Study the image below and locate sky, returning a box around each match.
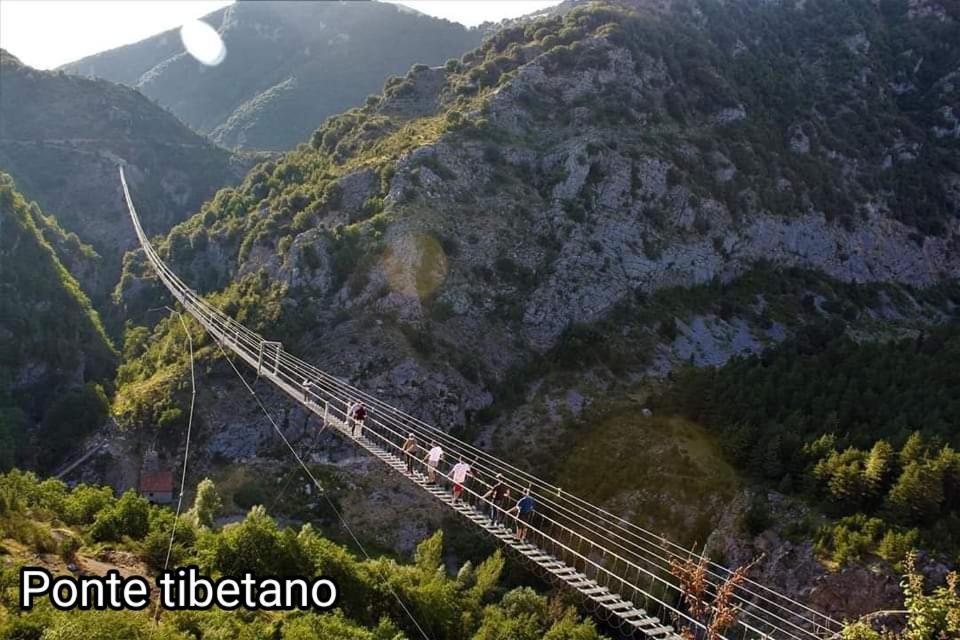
[0,0,563,70]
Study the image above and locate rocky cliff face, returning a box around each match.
[112,0,960,616]
[61,1,484,151]
[124,0,959,395]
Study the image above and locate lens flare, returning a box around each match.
[180,19,226,66]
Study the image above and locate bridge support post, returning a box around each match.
[323,401,329,427]
[258,341,282,376]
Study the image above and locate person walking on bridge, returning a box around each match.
[508,487,535,542]
[346,400,360,433]
[424,441,443,483]
[402,433,418,474]
[483,474,510,525]
[350,402,367,439]
[450,458,472,503]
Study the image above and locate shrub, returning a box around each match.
[233,480,267,510]
[190,478,222,529]
[90,490,150,542]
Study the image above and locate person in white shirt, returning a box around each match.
[423,441,443,483]
[450,458,472,503]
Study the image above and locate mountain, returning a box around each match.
[61,1,484,151]
[0,174,116,471]
[0,49,248,301]
[105,0,960,617]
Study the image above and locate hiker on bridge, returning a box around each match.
[450,458,472,504]
[482,473,510,525]
[347,400,367,439]
[424,441,443,483]
[508,487,535,541]
[402,433,418,474]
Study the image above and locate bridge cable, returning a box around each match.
[212,338,433,640]
[154,309,197,625]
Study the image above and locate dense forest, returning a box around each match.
[658,323,960,564]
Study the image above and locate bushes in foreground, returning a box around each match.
[0,471,603,640]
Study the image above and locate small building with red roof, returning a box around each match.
[140,470,174,504]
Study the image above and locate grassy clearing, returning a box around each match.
[553,409,741,546]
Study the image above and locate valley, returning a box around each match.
[1,0,959,638]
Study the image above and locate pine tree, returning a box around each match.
[863,440,893,497]
[899,432,926,467]
[886,462,944,523]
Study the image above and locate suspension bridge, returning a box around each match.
[121,167,847,640]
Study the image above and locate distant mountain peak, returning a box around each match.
[0,48,24,67]
[60,2,484,151]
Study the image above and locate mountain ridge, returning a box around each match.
[60,1,485,150]
[98,0,960,613]
[0,48,251,301]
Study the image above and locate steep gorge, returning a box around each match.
[99,0,960,619]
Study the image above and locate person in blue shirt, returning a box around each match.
[508,488,535,541]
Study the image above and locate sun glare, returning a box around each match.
[179,19,226,66]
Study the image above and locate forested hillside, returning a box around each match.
[101,0,960,615]
[0,175,116,472]
[2,471,958,639]
[660,323,960,563]
[62,1,484,151]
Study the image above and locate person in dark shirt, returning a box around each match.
[508,487,535,541]
[402,434,418,474]
[351,402,367,438]
[482,474,510,525]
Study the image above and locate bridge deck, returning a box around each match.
[277,374,678,639]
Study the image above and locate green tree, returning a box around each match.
[863,440,894,497]
[214,505,305,576]
[899,432,926,467]
[886,463,944,524]
[901,552,960,640]
[472,587,551,640]
[63,484,114,524]
[189,478,222,528]
[90,490,150,542]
